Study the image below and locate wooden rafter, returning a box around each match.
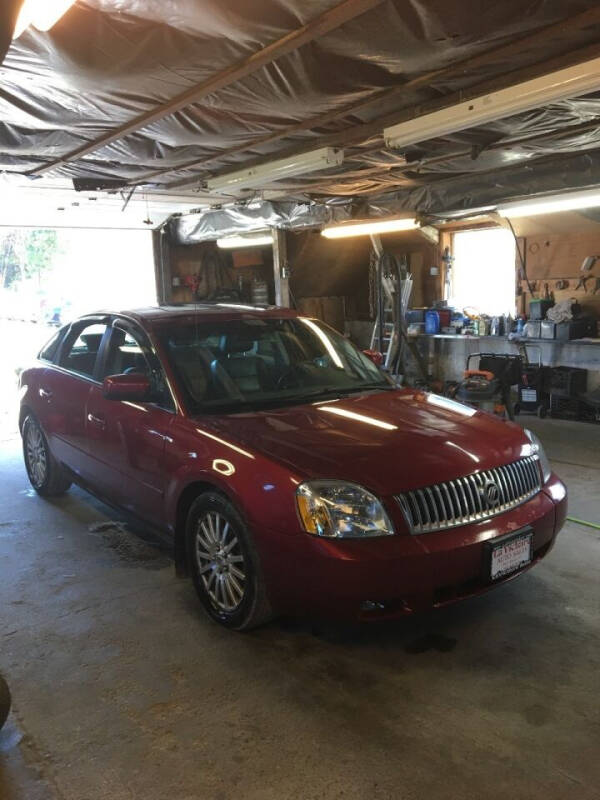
[135,6,600,185]
[26,0,386,178]
[160,40,600,194]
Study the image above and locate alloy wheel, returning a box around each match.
[195,512,246,612]
[26,424,47,488]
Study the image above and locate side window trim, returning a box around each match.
[93,324,113,383]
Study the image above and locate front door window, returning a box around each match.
[103,326,173,410]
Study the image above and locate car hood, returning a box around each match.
[197,389,533,495]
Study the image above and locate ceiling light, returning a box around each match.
[216,232,273,249]
[321,218,419,239]
[13,0,76,39]
[384,56,600,149]
[207,147,343,193]
[498,188,600,218]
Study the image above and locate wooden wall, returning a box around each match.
[287,228,440,327]
[161,229,442,329]
[166,240,274,305]
[520,231,600,318]
[439,214,600,323]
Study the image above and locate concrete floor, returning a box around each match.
[0,417,599,800]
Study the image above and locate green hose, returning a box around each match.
[567,516,600,531]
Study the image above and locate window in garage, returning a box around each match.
[450,228,516,316]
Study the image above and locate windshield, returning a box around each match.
[159,316,391,413]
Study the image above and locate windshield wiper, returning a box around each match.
[336,382,395,394]
[193,383,394,415]
[253,383,393,406]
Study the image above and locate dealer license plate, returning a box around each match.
[489,531,533,581]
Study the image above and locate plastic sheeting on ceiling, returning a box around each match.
[3,0,600,229]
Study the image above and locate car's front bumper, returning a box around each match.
[259,474,567,621]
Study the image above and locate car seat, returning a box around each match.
[212,338,274,394]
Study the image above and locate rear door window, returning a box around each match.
[59,322,109,379]
[38,327,67,363]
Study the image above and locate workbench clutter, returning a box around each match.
[406,306,456,336]
[518,248,600,341]
[407,305,516,337]
[523,298,597,341]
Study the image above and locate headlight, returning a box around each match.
[296,480,394,538]
[525,429,551,484]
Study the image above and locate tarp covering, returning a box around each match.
[169,200,344,244]
[3,0,600,228]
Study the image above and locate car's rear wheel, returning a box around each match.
[22,415,71,497]
[186,492,272,630]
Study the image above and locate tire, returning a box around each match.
[22,415,71,497]
[186,492,272,631]
[513,403,521,416]
[537,405,547,419]
[0,674,10,730]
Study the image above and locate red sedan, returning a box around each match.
[19,306,567,629]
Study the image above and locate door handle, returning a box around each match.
[87,413,106,429]
[39,387,53,399]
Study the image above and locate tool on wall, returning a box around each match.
[580,255,598,273]
[575,255,599,292]
[555,279,569,290]
[181,245,236,300]
[441,245,454,301]
[543,282,554,302]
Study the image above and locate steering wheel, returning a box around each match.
[276,365,306,390]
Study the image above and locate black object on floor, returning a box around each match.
[0,674,10,730]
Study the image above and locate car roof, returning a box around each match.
[83,304,302,326]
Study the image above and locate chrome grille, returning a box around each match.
[396,456,541,534]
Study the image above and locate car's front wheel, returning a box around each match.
[22,415,71,497]
[186,492,272,630]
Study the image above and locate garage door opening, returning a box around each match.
[0,227,156,438]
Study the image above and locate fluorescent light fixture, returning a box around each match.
[216,233,273,249]
[321,217,418,239]
[384,57,600,149]
[498,188,600,218]
[207,147,343,193]
[13,0,76,39]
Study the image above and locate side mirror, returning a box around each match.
[102,373,151,401]
[362,349,384,366]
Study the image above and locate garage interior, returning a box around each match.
[1,2,600,799]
